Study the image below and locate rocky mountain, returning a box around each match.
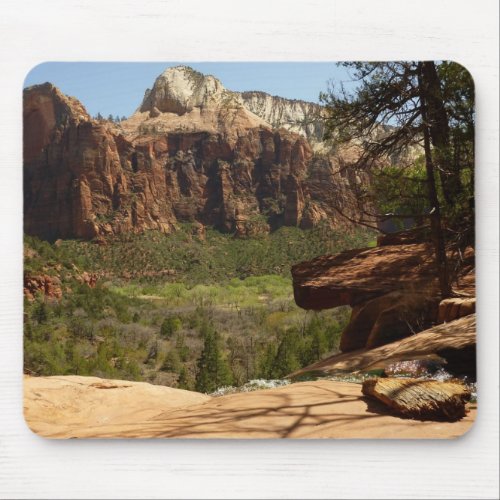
[126,66,325,143]
[24,66,370,241]
[240,91,325,146]
[122,66,269,138]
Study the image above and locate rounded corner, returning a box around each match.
[23,389,55,440]
[23,61,54,90]
[452,404,478,440]
[439,59,476,91]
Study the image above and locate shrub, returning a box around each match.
[161,349,181,372]
[177,366,194,390]
[160,316,182,338]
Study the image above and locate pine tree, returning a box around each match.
[161,349,181,372]
[174,333,190,361]
[33,300,48,324]
[195,326,233,393]
[177,365,193,390]
[257,343,276,379]
[320,61,474,299]
[271,330,301,378]
[306,316,328,363]
[160,316,181,338]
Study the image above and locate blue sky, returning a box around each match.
[24,62,354,118]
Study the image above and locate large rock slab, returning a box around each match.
[24,375,211,438]
[362,378,471,421]
[292,243,440,310]
[291,240,475,351]
[24,376,475,439]
[290,314,476,378]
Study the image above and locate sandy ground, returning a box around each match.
[24,375,475,439]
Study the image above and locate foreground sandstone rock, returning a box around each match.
[24,375,474,439]
[291,238,475,352]
[362,378,471,421]
[24,375,211,438]
[290,314,476,378]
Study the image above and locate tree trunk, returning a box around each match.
[418,63,451,299]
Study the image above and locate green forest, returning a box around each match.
[24,225,373,392]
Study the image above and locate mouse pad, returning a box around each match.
[23,62,476,438]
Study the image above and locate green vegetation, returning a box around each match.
[195,324,233,393]
[371,158,429,230]
[24,223,374,285]
[160,316,182,338]
[24,224,371,392]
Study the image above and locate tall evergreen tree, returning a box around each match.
[177,365,193,390]
[195,324,233,393]
[257,343,276,379]
[320,61,474,298]
[161,348,181,372]
[307,316,328,363]
[271,330,301,378]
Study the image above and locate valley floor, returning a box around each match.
[24,375,475,439]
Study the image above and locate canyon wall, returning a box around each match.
[24,66,369,241]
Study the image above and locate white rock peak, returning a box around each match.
[140,65,238,116]
[130,65,328,143]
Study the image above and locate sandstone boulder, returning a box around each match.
[24,273,62,301]
[339,291,438,352]
[292,236,475,352]
[291,243,441,311]
[290,314,476,378]
[365,293,438,349]
[438,297,476,323]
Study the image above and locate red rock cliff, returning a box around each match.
[24,68,369,241]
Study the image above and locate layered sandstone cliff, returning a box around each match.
[24,66,370,241]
